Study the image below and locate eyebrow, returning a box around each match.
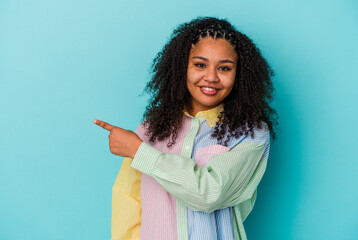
[192,56,235,64]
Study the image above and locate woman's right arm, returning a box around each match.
[130,129,270,213]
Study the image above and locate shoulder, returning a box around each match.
[223,121,270,149]
[134,122,150,141]
[229,122,270,158]
[235,121,270,146]
[247,121,270,145]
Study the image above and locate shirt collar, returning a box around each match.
[183,104,224,128]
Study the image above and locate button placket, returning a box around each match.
[176,117,201,240]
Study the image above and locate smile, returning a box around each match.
[200,87,218,95]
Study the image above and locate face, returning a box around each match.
[186,37,238,116]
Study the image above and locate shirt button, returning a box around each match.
[185,146,190,150]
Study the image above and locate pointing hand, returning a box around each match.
[94,119,143,159]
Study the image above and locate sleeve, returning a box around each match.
[130,130,270,213]
[111,157,142,240]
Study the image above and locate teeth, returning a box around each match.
[202,87,216,91]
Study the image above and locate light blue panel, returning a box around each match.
[0,0,357,239]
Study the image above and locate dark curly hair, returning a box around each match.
[142,16,278,147]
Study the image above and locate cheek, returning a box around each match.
[187,68,202,83]
[186,79,195,95]
[221,78,236,97]
[223,76,236,89]
[186,81,196,97]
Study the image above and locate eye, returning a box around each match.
[219,66,231,71]
[194,63,206,68]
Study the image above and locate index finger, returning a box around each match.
[94,119,115,131]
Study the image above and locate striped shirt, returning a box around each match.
[111,104,270,240]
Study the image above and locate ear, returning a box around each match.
[190,43,197,51]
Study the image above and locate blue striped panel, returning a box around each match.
[187,118,269,240]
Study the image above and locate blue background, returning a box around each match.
[1,0,357,239]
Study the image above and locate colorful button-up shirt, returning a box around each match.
[111,104,270,240]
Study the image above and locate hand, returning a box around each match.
[94,119,143,159]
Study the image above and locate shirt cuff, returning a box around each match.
[130,142,162,175]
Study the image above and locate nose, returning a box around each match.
[204,67,219,83]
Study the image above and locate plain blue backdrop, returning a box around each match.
[1,0,357,239]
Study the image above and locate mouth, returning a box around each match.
[200,87,218,95]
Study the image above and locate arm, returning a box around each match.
[111,157,142,240]
[130,132,270,213]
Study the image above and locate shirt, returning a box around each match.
[111,104,270,240]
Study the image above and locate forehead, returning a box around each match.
[189,37,238,60]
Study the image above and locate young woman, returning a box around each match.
[94,16,277,240]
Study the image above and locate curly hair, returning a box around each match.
[142,16,278,147]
